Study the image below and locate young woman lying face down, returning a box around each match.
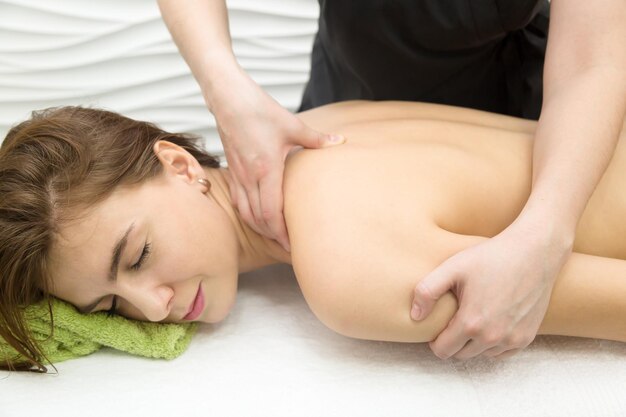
[1,100,626,372]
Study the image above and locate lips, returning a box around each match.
[183,283,205,321]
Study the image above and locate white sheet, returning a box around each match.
[1,263,625,417]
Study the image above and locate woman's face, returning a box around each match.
[48,144,239,323]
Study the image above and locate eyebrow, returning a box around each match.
[78,221,135,314]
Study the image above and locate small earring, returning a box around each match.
[197,178,211,194]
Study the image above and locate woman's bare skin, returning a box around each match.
[282,100,626,344]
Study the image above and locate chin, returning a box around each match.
[201,298,236,324]
[199,310,229,324]
[197,281,237,323]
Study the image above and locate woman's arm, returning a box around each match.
[305,224,626,344]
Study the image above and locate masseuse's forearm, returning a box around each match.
[157,0,245,112]
[517,68,626,246]
[515,0,626,246]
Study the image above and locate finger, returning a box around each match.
[428,315,471,360]
[234,181,264,236]
[495,349,521,360]
[234,163,269,237]
[258,168,291,252]
[245,180,269,236]
[295,124,345,149]
[452,339,492,361]
[481,345,510,358]
[412,262,459,320]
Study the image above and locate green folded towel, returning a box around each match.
[0,297,198,366]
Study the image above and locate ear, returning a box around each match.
[152,140,204,185]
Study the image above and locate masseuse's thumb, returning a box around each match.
[296,124,346,149]
[411,264,457,321]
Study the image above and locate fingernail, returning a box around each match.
[329,134,345,143]
[411,303,422,320]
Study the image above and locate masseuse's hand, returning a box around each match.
[213,74,346,252]
[410,219,571,360]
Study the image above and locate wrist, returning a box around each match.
[198,53,247,113]
[511,209,576,257]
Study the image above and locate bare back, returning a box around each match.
[286,100,626,261]
[280,101,626,340]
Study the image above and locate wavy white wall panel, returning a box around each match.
[0,0,319,162]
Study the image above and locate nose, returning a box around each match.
[118,281,174,322]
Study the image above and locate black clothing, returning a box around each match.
[298,0,550,120]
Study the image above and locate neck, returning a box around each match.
[203,167,292,273]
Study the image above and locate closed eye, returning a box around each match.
[131,242,151,271]
[106,241,151,317]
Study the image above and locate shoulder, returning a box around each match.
[295,100,536,135]
[282,144,392,330]
[282,145,455,339]
[286,198,488,342]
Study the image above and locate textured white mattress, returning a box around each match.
[1,263,625,417]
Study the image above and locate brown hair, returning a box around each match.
[0,106,221,373]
